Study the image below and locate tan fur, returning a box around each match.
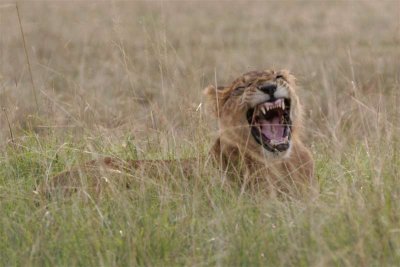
[41,70,314,197]
[204,70,314,195]
[39,157,197,198]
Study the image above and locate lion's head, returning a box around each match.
[204,70,302,160]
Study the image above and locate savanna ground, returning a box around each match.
[1,1,400,266]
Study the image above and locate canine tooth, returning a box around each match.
[261,106,266,114]
[282,101,285,110]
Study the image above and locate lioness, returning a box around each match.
[41,70,314,196]
[204,70,314,195]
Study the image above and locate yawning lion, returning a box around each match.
[41,70,314,197]
[204,70,314,194]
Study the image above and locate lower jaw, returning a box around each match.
[251,127,291,153]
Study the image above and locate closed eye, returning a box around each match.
[276,75,287,81]
[231,86,246,96]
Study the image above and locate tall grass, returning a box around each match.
[1,1,399,266]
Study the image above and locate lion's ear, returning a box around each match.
[203,85,229,117]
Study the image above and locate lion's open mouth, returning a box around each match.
[246,98,291,152]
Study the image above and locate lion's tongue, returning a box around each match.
[260,117,284,140]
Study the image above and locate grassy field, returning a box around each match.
[1,1,400,266]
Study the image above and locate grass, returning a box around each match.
[1,1,400,266]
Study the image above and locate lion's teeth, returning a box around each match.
[261,99,288,112]
[261,106,266,114]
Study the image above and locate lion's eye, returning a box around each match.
[231,86,246,96]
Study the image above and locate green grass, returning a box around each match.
[1,132,400,266]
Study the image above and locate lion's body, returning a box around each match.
[42,70,314,197]
[41,157,198,197]
[211,136,313,194]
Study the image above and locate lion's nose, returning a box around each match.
[259,84,277,96]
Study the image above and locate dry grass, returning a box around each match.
[1,1,400,266]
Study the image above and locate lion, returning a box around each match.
[39,69,314,197]
[204,69,314,195]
